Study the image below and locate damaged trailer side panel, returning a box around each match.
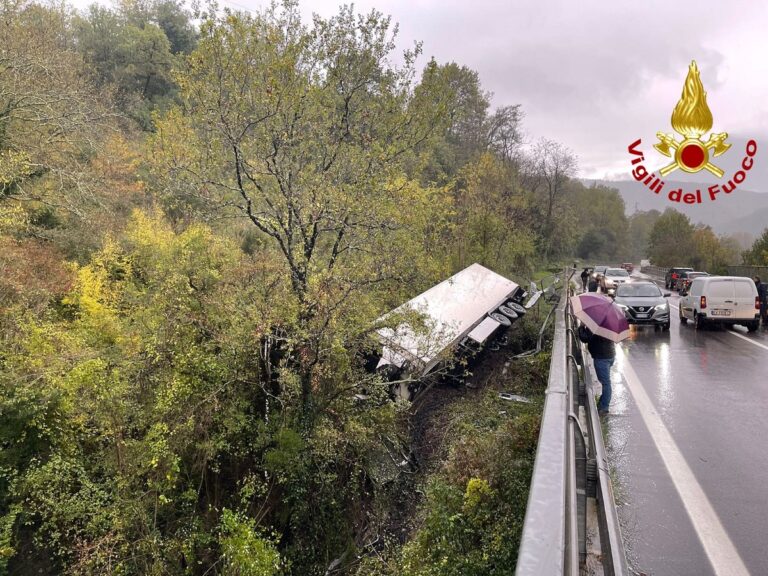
[376,263,524,397]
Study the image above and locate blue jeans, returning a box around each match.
[594,357,614,411]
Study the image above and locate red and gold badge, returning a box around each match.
[653,61,730,177]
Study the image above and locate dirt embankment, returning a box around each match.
[381,311,552,544]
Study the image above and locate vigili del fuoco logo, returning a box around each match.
[627,60,757,204]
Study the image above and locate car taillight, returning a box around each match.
[757,296,761,310]
[700,295,707,309]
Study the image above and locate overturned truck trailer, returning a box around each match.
[376,263,528,400]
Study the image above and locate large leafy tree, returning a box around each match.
[0,211,293,574]
[570,182,628,261]
[627,209,662,261]
[151,3,452,416]
[690,225,731,273]
[647,209,696,267]
[419,63,522,184]
[451,153,535,274]
[744,228,768,266]
[74,1,189,128]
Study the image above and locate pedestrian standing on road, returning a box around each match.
[588,273,600,292]
[581,267,590,292]
[755,276,768,328]
[578,324,616,415]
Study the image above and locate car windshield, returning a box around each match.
[616,283,661,297]
[606,268,629,277]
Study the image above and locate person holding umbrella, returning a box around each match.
[579,325,615,415]
[570,293,630,416]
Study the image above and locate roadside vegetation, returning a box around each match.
[355,316,551,576]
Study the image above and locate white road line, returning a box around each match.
[617,347,750,576]
[727,330,768,352]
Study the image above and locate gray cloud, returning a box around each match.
[293,0,766,177]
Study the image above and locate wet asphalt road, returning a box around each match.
[601,274,768,576]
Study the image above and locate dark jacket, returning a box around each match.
[757,281,767,302]
[578,325,615,359]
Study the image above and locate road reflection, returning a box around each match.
[654,342,673,412]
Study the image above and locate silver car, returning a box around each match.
[613,281,671,330]
[592,265,608,279]
[600,267,631,291]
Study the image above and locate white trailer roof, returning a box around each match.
[377,263,519,375]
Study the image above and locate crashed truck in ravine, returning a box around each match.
[372,263,535,400]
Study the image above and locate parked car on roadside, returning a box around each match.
[613,281,671,330]
[677,271,709,294]
[600,268,631,291]
[679,276,760,331]
[621,263,634,273]
[665,266,693,290]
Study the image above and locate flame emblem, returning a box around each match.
[654,61,730,177]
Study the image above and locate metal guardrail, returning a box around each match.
[516,288,573,575]
[640,265,666,279]
[727,265,768,278]
[516,269,628,576]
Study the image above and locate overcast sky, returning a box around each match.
[72,0,768,180]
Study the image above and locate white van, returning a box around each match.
[679,276,760,331]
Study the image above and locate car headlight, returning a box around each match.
[655,303,669,311]
[616,303,628,310]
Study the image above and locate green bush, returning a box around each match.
[358,386,542,576]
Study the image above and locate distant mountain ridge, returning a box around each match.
[582,178,768,237]
[583,135,768,237]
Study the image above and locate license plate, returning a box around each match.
[711,309,731,316]
[636,313,649,319]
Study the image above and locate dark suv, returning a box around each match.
[614,281,671,330]
[677,271,709,294]
[665,267,693,290]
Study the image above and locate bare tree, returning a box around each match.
[527,138,577,256]
[1,2,116,215]
[486,104,522,163]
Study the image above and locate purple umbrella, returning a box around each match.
[569,293,630,343]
